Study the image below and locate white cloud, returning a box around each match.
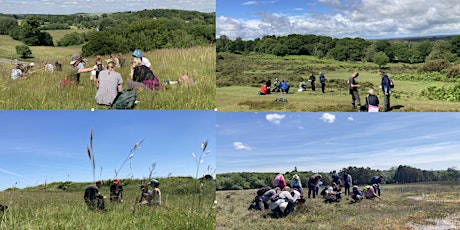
[233,142,252,151]
[320,113,336,123]
[217,0,460,40]
[242,1,258,5]
[266,113,286,124]
[348,115,354,121]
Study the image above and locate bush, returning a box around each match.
[418,59,450,72]
[446,65,460,78]
[15,44,32,58]
[57,32,86,46]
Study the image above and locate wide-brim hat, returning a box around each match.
[70,54,82,65]
[148,179,159,185]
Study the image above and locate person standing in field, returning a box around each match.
[342,171,353,196]
[84,180,106,211]
[348,72,361,110]
[319,72,326,93]
[309,73,316,91]
[380,71,392,112]
[95,61,123,106]
[290,174,303,195]
[274,173,286,190]
[307,174,322,198]
[331,170,340,185]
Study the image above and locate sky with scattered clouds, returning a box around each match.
[216,112,460,174]
[217,0,460,40]
[0,0,215,14]
[0,110,215,191]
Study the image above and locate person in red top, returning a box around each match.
[273,173,286,189]
[259,82,268,95]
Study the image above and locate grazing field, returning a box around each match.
[216,182,460,230]
[216,53,460,112]
[0,177,216,230]
[0,43,216,110]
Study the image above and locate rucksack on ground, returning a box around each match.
[112,88,136,109]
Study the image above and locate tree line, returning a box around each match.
[216,165,459,190]
[0,9,215,57]
[217,34,460,67]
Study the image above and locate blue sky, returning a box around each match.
[216,112,460,174]
[0,110,215,191]
[217,0,460,40]
[0,0,215,14]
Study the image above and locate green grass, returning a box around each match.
[216,182,460,230]
[0,45,216,110]
[216,53,460,112]
[1,177,216,230]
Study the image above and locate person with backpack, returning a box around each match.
[319,72,326,93]
[95,61,123,106]
[110,178,123,203]
[348,72,361,111]
[331,170,340,185]
[380,71,392,112]
[83,180,106,211]
[273,173,286,190]
[290,174,303,195]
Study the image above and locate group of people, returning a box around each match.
[83,178,161,211]
[10,61,63,80]
[64,50,167,107]
[259,72,327,95]
[298,72,327,93]
[248,172,384,217]
[348,71,393,112]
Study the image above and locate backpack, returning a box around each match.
[274,98,288,102]
[112,88,136,109]
[389,78,394,88]
[257,186,270,196]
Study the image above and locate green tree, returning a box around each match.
[16,44,32,58]
[374,51,390,68]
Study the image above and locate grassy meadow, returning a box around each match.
[216,53,460,112]
[0,35,215,110]
[0,177,216,230]
[216,182,460,230]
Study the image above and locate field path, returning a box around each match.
[0,57,30,65]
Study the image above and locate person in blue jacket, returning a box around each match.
[380,71,392,112]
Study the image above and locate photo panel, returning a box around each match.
[216,112,460,228]
[0,110,216,229]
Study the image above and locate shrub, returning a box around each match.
[15,44,32,58]
[418,59,450,72]
[446,65,460,78]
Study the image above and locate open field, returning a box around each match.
[0,177,216,230]
[216,53,460,112]
[0,39,215,109]
[216,182,460,230]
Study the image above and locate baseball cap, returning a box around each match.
[114,178,120,184]
[70,54,82,65]
[132,50,142,58]
[148,179,159,185]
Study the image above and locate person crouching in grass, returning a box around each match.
[84,180,106,211]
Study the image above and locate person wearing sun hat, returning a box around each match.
[110,178,124,203]
[147,179,161,206]
[132,50,152,70]
[69,53,97,85]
